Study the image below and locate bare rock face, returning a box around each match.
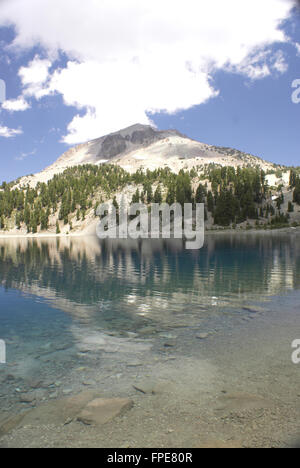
[77,398,133,426]
[101,134,127,159]
[130,128,159,145]
[94,124,177,161]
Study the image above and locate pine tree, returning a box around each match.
[166,185,176,205]
[132,189,140,204]
[290,170,297,188]
[288,201,294,213]
[207,191,214,213]
[154,186,163,204]
[293,179,300,204]
[195,184,206,204]
[146,185,153,204]
[16,213,21,229]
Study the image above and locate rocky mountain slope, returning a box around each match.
[1,123,297,238]
[17,124,279,189]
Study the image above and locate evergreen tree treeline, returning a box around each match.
[0,164,297,231]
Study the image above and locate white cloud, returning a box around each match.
[2,96,30,112]
[47,58,216,144]
[272,50,289,73]
[0,125,23,138]
[230,48,289,79]
[19,56,51,85]
[0,0,293,144]
[19,56,52,99]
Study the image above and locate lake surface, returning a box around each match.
[1,232,300,329]
[0,232,300,447]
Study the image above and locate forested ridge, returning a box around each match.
[1,163,300,233]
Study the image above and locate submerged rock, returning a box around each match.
[18,391,96,427]
[2,391,134,432]
[77,398,133,426]
[196,333,210,340]
[27,379,43,389]
[0,413,27,437]
[19,392,36,404]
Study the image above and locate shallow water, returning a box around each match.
[0,232,300,370]
[0,233,299,447]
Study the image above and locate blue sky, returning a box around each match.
[0,0,300,183]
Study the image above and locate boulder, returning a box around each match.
[77,398,133,426]
[20,391,96,427]
[0,413,27,437]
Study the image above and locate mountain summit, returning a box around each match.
[18,124,277,188]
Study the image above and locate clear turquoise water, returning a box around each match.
[0,233,300,333]
[0,232,300,412]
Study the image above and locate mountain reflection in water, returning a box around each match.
[0,233,299,331]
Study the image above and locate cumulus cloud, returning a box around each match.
[2,96,30,112]
[229,48,289,79]
[47,58,216,144]
[19,56,52,99]
[0,125,23,138]
[272,50,289,73]
[0,0,294,144]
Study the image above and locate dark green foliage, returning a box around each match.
[293,178,300,205]
[195,184,207,204]
[288,201,294,213]
[214,189,240,226]
[0,163,294,231]
[166,185,176,205]
[132,189,140,204]
[113,196,119,211]
[270,213,290,227]
[290,170,297,188]
[276,193,284,210]
[176,170,192,207]
[207,191,214,213]
[145,184,153,204]
[154,185,163,204]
